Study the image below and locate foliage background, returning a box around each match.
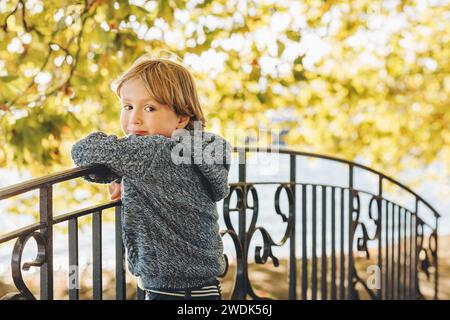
[0,0,448,223]
[0,0,449,301]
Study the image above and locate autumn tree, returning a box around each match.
[0,0,448,217]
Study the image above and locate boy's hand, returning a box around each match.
[108,181,122,201]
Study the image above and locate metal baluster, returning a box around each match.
[321,186,327,300]
[39,185,53,300]
[301,184,308,300]
[413,198,418,300]
[289,154,297,300]
[378,177,383,300]
[93,210,102,300]
[347,165,354,300]
[435,214,439,300]
[391,203,395,299]
[403,209,407,300]
[385,200,389,300]
[115,204,126,300]
[331,187,337,300]
[339,188,345,300]
[68,218,79,300]
[238,148,247,300]
[408,212,414,300]
[312,185,317,300]
[397,206,401,299]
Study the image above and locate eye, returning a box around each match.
[123,105,132,110]
[144,105,155,112]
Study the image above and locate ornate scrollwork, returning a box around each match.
[221,185,246,299]
[219,228,245,300]
[223,178,437,300]
[223,185,245,233]
[9,231,47,300]
[415,220,426,299]
[428,231,438,268]
[221,183,295,300]
[416,220,437,282]
[350,191,380,300]
[251,184,295,266]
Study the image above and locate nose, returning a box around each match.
[129,109,142,125]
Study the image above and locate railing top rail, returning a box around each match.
[0,222,43,244]
[52,200,119,225]
[0,201,120,244]
[0,147,440,218]
[235,147,441,218]
[0,165,107,200]
[229,181,436,229]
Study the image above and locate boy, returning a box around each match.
[71,56,231,300]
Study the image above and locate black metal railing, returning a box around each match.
[0,147,440,300]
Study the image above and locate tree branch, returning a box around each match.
[5,1,100,110]
[1,0,20,32]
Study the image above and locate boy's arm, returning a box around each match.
[71,132,161,181]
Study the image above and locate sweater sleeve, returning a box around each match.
[82,167,122,184]
[71,132,162,182]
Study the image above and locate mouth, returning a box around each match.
[128,130,148,136]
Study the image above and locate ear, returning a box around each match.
[176,115,190,129]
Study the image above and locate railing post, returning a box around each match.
[115,204,126,300]
[301,184,308,300]
[391,204,396,299]
[238,147,247,300]
[435,214,439,300]
[378,176,383,300]
[339,188,345,300]
[385,201,390,299]
[347,165,354,300]
[321,186,327,300]
[331,187,337,300]
[312,185,317,299]
[413,198,418,299]
[92,210,102,300]
[39,185,53,300]
[68,218,79,300]
[409,209,413,300]
[289,154,297,300]
[396,206,403,300]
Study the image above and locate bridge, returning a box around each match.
[0,147,439,300]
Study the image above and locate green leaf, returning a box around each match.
[277,40,285,57]
[0,75,19,82]
[294,70,307,81]
[286,30,301,42]
[294,55,304,66]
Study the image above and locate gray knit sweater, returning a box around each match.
[71,129,231,289]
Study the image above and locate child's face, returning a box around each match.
[119,76,188,137]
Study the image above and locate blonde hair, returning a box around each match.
[113,53,205,130]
